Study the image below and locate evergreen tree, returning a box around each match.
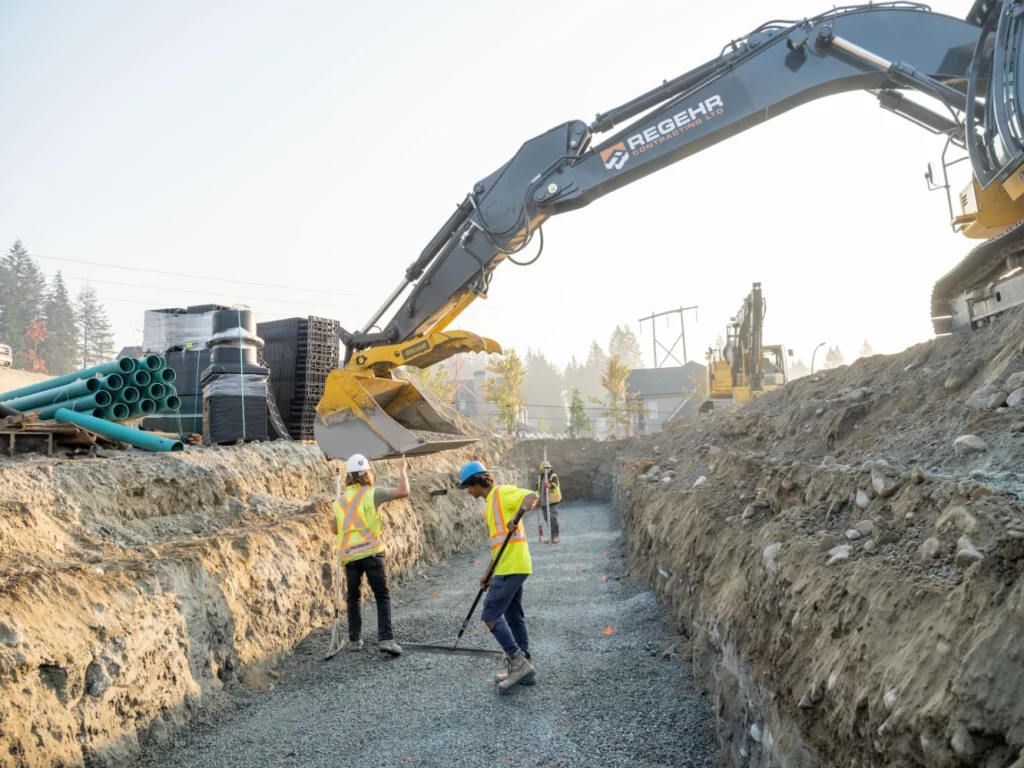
[858,340,874,359]
[583,341,608,402]
[0,240,48,366]
[76,283,115,367]
[567,388,593,438]
[789,358,811,379]
[42,271,79,374]
[483,349,526,434]
[823,346,846,370]
[609,325,645,368]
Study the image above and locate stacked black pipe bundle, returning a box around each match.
[257,316,340,440]
[201,309,269,445]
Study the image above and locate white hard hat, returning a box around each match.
[346,454,370,473]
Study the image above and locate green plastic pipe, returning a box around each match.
[55,408,183,452]
[1,378,100,411]
[157,395,181,413]
[146,383,166,401]
[0,358,136,402]
[98,374,124,392]
[102,403,131,421]
[136,356,163,372]
[35,390,113,420]
[158,368,176,384]
[127,399,157,418]
[119,387,140,404]
[130,370,151,388]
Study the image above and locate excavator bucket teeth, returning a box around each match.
[314,370,476,460]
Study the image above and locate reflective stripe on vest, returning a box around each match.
[537,472,562,504]
[334,486,382,563]
[488,488,526,552]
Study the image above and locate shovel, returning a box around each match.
[324,470,347,660]
[401,502,531,658]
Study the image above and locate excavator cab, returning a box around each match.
[314,329,501,460]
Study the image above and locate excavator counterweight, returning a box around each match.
[315,2,1024,460]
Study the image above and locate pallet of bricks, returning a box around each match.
[257,316,339,440]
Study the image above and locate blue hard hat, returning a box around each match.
[458,460,488,488]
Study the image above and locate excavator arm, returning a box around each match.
[317,2,994,460]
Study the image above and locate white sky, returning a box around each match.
[0,0,975,370]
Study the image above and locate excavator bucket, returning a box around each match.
[315,370,476,460]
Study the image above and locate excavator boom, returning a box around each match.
[317,2,1024,460]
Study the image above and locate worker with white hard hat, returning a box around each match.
[330,452,409,655]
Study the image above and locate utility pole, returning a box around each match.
[638,305,699,368]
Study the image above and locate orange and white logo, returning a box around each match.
[600,142,629,171]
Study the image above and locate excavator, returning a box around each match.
[316,1,1024,460]
[702,283,793,411]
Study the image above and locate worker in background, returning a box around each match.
[458,461,539,691]
[537,459,562,544]
[331,453,409,656]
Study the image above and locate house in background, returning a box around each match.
[626,362,706,435]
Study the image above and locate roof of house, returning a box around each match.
[626,362,706,397]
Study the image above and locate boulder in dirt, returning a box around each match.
[989,392,1009,409]
[920,537,941,560]
[845,387,872,402]
[762,543,782,571]
[826,545,852,566]
[855,490,870,509]
[863,539,877,553]
[871,469,901,498]
[956,547,984,567]
[966,385,999,409]
[855,520,874,536]
[954,435,988,456]
[1008,388,1024,410]
[845,529,862,541]
[0,619,23,649]
[1005,371,1024,392]
[693,476,707,488]
[945,363,980,391]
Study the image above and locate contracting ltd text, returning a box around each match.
[627,95,724,154]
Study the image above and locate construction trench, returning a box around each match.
[4,311,1024,767]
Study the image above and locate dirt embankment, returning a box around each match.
[609,309,1024,767]
[504,438,622,501]
[0,438,509,768]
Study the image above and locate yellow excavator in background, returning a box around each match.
[316,3,1024,460]
[701,283,792,413]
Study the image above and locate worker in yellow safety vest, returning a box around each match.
[458,460,539,691]
[330,453,409,656]
[536,459,562,544]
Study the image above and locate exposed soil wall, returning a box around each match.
[0,441,510,768]
[503,438,622,501]
[609,309,1024,767]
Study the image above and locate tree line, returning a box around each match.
[0,240,115,375]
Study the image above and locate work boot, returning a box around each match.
[346,638,364,652]
[495,651,535,686]
[496,651,536,692]
[378,639,403,656]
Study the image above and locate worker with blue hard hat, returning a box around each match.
[458,459,539,692]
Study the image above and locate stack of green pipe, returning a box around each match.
[0,358,139,423]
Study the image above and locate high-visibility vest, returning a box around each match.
[537,471,562,505]
[485,485,532,576]
[334,484,383,564]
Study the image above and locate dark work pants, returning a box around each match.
[344,554,393,641]
[549,503,560,537]
[481,574,529,657]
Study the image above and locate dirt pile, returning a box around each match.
[612,310,1024,767]
[0,434,507,768]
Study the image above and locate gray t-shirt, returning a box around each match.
[373,487,400,506]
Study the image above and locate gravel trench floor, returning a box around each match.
[138,501,717,768]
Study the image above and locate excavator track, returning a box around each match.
[930,220,1024,334]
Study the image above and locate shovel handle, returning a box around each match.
[454,504,530,644]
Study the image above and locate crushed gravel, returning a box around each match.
[136,502,717,768]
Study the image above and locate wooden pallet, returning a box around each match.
[0,416,107,456]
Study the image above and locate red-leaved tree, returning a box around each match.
[22,316,49,374]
